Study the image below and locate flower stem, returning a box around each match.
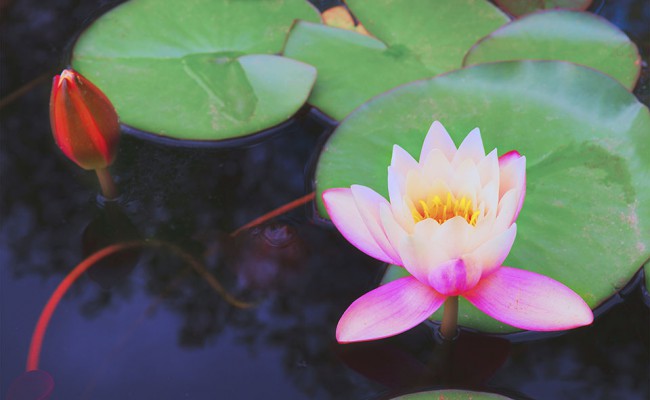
[440,296,459,340]
[95,167,118,199]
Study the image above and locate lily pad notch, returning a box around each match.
[283,0,510,121]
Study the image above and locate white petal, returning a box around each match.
[380,202,408,249]
[464,223,517,277]
[387,167,415,232]
[499,154,526,220]
[477,181,499,222]
[452,128,485,166]
[399,219,449,283]
[476,149,499,187]
[421,148,454,188]
[450,158,481,203]
[390,145,418,175]
[434,216,473,258]
[404,169,431,205]
[492,189,519,234]
[420,121,456,161]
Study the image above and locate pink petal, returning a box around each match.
[499,151,526,220]
[453,128,485,165]
[464,267,593,331]
[428,258,481,296]
[420,121,456,161]
[323,188,396,264]
[336,276,446,343]
[351,185,402,264]
[498,150,521,165]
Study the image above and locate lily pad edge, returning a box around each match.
[462,9,642,91]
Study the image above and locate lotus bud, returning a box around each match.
[49,69,120,198]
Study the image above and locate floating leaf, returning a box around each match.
[315,61,650,333]
[464,11,641,90]
[283,0,509,120]
[391,389,513,400]
[495,0,593,17]
[72,0,320,142]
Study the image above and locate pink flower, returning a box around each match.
[323,121,593,343]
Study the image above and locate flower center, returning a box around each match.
[411,192,479,225]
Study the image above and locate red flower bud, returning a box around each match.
[50,69,120,170]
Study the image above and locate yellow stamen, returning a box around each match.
[410,192,480,226]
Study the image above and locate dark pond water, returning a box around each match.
[1,0,649,399]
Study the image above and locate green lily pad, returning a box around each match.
[464,11,641,90]
[495,0,593,17]
[392,389,513,400]
[283,0,509,121]
[72,0,320,141]
[315,61,650,333]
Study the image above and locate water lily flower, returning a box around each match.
[323,121,593,343]
[50,69,120,198]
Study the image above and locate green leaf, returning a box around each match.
[283,0,509,121]
[464,10,641,90]
[494,0,593,17]
[315,61,650,333]
[72,0,320,141]
[283,22,431,121]
[391,389,513,400]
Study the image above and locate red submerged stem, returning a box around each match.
[26,242,140,371]
[26,239,252,372]
[230,192,315,237]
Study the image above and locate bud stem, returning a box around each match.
[95,168,118,199]
[440,296,459,340]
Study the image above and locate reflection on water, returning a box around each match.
[1,0,649,399]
